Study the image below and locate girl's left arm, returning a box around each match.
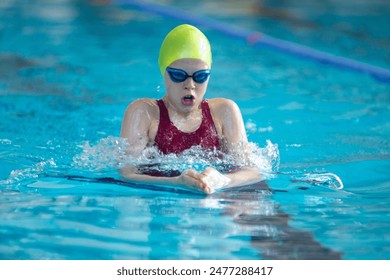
[203,99,263,192]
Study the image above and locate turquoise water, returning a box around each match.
[1,0,389,259]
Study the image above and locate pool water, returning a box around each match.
[1,0,389,260]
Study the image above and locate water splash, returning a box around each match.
[0,158,57,187]
[72,136,129,171]
[291,172,344,190]
[72,136,280,178]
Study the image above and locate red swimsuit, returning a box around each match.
[154,99,221,154]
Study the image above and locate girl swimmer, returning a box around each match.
[120,24,262,194]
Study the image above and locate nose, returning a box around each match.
[183,76,196,90]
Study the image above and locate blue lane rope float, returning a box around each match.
[115,0,390,83]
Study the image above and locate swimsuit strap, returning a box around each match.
[200,99,213,129]
[156,99,170,125]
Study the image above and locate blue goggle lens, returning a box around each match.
[166,67,210,84]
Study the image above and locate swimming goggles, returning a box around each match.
[166,67,210,84]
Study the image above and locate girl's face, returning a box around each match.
[163,58,210,115]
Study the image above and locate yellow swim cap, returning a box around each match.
[158,24,212,76]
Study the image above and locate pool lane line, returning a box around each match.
[114,0,390,83]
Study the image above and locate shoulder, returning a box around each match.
[207,98,241,117]
[120,98,159,139]
[124,98,159,117]
[208,98,246,136]
[126,98,157,111]
[206,99,247,144]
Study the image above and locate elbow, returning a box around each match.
[245,166,263,181]
[119,166,137,180]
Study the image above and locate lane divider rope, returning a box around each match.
[115,0,390,83]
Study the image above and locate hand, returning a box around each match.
[177,169,212,194]
[200,167,231,193]
[177,168,231,194]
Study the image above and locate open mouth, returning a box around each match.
[181,95,195,105]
